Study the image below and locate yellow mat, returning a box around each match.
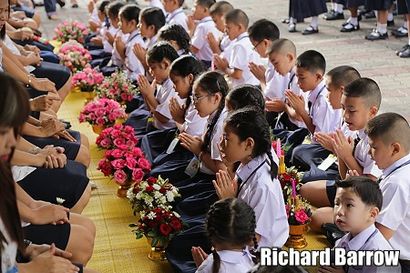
[59,91,329,273]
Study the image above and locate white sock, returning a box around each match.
[377,23,387,34]
[335,3,343,13]
[403,21,408,28]
[311,16,319,29]
[375,10,378,19]
[332,2,337,11]
[350,17,358,25]
[289,17,296,25]
[408,39,410,46]
[387,13,393,21]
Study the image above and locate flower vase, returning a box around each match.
[81,90,96,102]
[92,124,105,135]
[145,236,168,261]
[285,224,308,249]
[117,180,133,198]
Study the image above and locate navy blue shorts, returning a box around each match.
[326,180,337,206]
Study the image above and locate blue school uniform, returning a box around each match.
[290,0,327,21]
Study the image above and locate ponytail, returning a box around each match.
[212,248,221,273]
[266,150,278,179]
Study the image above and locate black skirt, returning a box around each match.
[290,0,328,21]
[17,160,89,209]
[32,62,71,90]
[397,0,410,14]
[23,222,71,250]
[365,0,393,10]
[346,0,365,8]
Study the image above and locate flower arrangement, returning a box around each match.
[97,146,151,185]
[95,124,138,150]
[54,20,89,44]
[72,66,104,92]
[285,178,312,226]
[79,98,126,126]
[278,166,302,195]
[127,176,181,214]
[95,71,139,104]
[58,41,92,73]
[129,207,184,247]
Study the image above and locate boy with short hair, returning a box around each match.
[292,65,361,182]
[318,176,400,273]
[213,9,261,87]
[162,0,188,32]
[301,78,383,231]
[366,112,410,272]
[207,1,233,56]
[189,0,222,69]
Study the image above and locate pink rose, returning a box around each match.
[95,117,105,125]
[113,138,129,150]
[132,147,143,158]
[111,159,126,169]
[125,157,137,169]
[294,210,309,224]
[114,169,127,185]
[99,138,111,148]
[110,129,121,138]
[137,158,151,171]
[132,168,144,182]
[98,159,112,176]
[111,149,124,159]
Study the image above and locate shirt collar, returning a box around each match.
[357,128,366,140]
[237,32,248,41]
[217,249,251,263]
[199,16,212,23]
[345,224,376,251]
[236,154,267,182]
[308,80,326,103]
[382,153,410,174]
[207,107,226,125]
[169,7,183,17]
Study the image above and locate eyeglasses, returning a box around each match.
[252,40,263,51]
[193,94,210,104]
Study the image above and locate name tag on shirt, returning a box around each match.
[185,157,200,177]
[166,138,179,154]
[318,154,337,171]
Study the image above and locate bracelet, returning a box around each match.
[23,239,32,247]
[26,74,32,87]
[29,146,41,154]
[198,151,203,162]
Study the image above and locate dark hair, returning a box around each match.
[158,24,191,55]
[0,73,30,257]
[170,55,204,112]
[226,85,265,111]
[206,198,256,273]
[267,38,296,55]
[248,19,280,42]
[194,71,229,152]
[366,112,410,152]
[326,65,361,89]
[140,7,166,34]
[336,176,383,210]
[225,107,278,178]
[196,0,215,9]
[248,264,303,273]
[343,77,382,108]
[209,0,233,15]
[146,41,179,64]
[224,9,249,28]
[296,50,326,74]
[176,0,184,6]
[107,1,125,19]
[97,0,110,13]
[119,4,140,23]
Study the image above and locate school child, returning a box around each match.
[301,78,382,231]
[213,9,261,88]
[158,24,192,56]
[366,113,410,272]
[207,1,234,57]
[214,107,289,249]
[125,42,182,136]
[248,19,281,96]
[116,4,147,81]
[224,85,266,112]
[189,0,222,69]
[287,0,327,34]
[86,0,110,50]
[292,66,361,183]
[364,0,393,40]
[163,0,189,31]
[192,198,255,273]
[339,0,364,32]
[140,55,206,163]
[317,176,401,273]
[132,7,166,72]
[88,0,106,32]
[145,0,165,14]
[396,0,410,57]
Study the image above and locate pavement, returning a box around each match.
[39,0,410,120]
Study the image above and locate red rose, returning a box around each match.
[169,219,182,231]
[147,177,158,184]
[159,224,172,236]
[138,158,151,171]
[148,221,157,228]
[159,188,166,194]
[145,186,154,193]
[132,168,144,182]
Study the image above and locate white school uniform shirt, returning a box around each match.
[229,32,261,87]
[196,249,254,273]
[219,35,234,61]
[147,34,159,50]
[200,108,228,175]
[166,7,188,32]
[377,153,410,260]
[264,62,286,100]
[4,35,35,73]
[124,30,147,81]
[236,154,289,248]
[11,166,36,182]
[353,129,382,178]
[149,0,166,15]
[90,7,101,25]
[286,69,308,128]
[112,30,129,67]
[181,101,208,136]
[154,78,184,130]
[308,80,342,134]
[335,224,400,273]
[102,25,118,53]
[0,218,18,273]
[191,16,222,62]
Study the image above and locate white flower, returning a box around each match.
[147,211,156,220]
[159,196,167,204]
[166,191,175,202]
[153,184,161,190]
[153,191,162,200]
[56,197,65,205]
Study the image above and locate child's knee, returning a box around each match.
[80,133,90,149]
[310,207,334,233]
[76,145,90,168]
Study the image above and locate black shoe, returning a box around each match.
[340,22,360,32]
[392,27,408,38]
[364,10,376,19]
[324,11,344,20]
[365,29,388,41]
[57,0,65,7]
[399,47,410,58]
[396,44,410,56]
[281,18,290,24]
[322,224,346,247]
[71,3,79,8]
[302,26,319,35]
[387,19,395,27]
